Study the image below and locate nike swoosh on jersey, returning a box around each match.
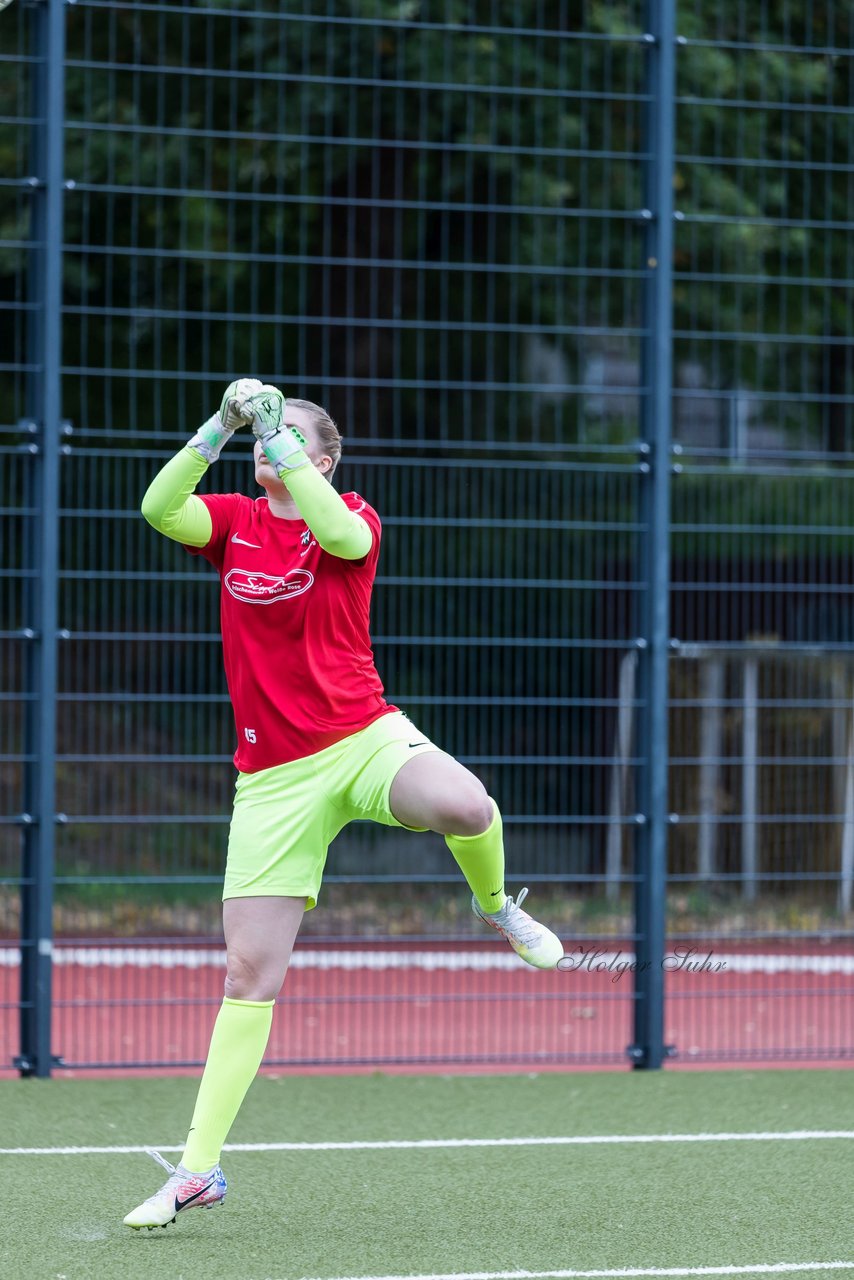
[231,533,262,548]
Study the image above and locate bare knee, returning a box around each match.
[388,752,496,836]
[224,948,285,1002]
[221,897,304,1001]
[444,784,494,837]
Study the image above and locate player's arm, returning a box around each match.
[141,379,261,546]
[281,459,372,560]
[250,388,372,561]
[140,448,213,547]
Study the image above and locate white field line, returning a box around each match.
[292,1266,854,1280]
[1,947,854,974]
[2,1130,854,1156]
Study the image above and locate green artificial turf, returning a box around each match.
[0,1070,852,1280]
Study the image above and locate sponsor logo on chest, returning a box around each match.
[224,568,314,605]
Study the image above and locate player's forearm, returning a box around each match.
[141,447,213,547]
[283,464,372,560]
[252,398,372,559]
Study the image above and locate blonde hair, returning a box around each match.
[285,398,342,479]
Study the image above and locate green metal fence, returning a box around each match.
[1,1,852,1076]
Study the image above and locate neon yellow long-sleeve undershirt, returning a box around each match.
[279,459,372,559]
[141,447,213,547]
[140,444,373,560]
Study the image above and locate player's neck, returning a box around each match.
[260,490,302,520]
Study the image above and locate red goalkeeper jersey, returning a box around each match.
[185,491,396,772]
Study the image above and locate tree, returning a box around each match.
[2,2,849,452]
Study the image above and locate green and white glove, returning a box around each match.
[248,384,311,477]
[188,377,263,463]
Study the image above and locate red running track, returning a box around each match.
[3,940,854,1074]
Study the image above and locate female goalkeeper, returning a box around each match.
[123,381,563,1230]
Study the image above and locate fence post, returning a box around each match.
[741,657,759,903]
[839,705,854,914]
[606,651,638,902]
[697,656,724,880]
[630,0,676,1071]
[19,0,66,1079]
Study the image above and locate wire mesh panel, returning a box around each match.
[60,2,649,448]
[666,0,854,1062]
[47,458,647,1071]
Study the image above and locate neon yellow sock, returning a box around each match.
[445,798,506,914]
[181,997,274,1173]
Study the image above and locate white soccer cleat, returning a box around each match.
[473,887,564,969]
[123,1148,227,1230]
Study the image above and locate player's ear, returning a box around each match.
[317,455,333,475]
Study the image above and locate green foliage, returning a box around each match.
[4,3,848,446]
[672,466,854,556]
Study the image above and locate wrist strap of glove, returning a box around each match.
[187,414,232,464]
[259,425,311,476]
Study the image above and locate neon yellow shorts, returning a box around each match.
[223,711,439,909]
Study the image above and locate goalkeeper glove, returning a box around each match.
[188,378,262,463]
[248,385,312,477]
